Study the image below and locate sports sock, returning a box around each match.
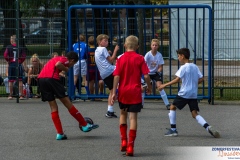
[120,124,127,140]
[69,106,87,126]
[159,90,169,105]
[195,115,209,130]
[168,110,176,130]
[51,111,63,134]
[142,93,145,106]
[128,129,136,146]
[108,105,114,112]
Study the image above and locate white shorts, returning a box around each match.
[73,60,87,76]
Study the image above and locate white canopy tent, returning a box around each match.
[169,0,240,60]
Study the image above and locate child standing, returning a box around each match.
[73,34,87,94]
[38,51,99,140]
[159,48,220,138]
[95,34,119,118]
[144,39,171,110]
[86,36,104,96]
[111,35,152,156]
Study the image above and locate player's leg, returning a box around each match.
[156,80,170,110]
[104,74,117,118]
[189,100,220,138]
[119,108,128,152]
[73,61,80,94]
[99,80,104,95]
[165,96,186,136]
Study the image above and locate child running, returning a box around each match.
[38,51,99,140]
[159,48,220,138]
[144,39,171,110]
[95,34,119,118]
[111,35,152,156]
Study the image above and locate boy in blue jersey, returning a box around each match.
[72,34,87,94]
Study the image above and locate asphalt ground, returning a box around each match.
[0,98,239,160]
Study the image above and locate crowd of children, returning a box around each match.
[3,33,220,157]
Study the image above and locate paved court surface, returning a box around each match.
[0,98,239,160]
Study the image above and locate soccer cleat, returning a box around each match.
[126,144,134,156]
[56,134,67,140]
[164,128,178,137]
[166,104,170,110]
[8,96,13,100]
[81,123,99,132]
[208,126,220,138]
[19,95,26,100]
[105,111,117,118]
[120,139,127,152]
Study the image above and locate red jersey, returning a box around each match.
[113,51,149,104]
[38,56,69,80]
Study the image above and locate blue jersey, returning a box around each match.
[72,41,87,60]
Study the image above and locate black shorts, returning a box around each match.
[38,78,67,102]
[103,73,114,90]
[119,102,142,112]
[149,73,162,82]
[172,95,199,112]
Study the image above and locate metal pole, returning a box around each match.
[16,0,20,103]
[211,0,215,105]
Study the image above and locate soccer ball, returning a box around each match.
[79,117,94,131]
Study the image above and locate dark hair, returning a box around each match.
[176,48,190,59]
[66,51,78,62]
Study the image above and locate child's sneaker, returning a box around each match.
[164,128,178,136]
[8,95,13,100]
[56,134,67,140]
[208,126,220,138]
[81,123,99,132]
[105,111,117,118]
[19,95,26,100]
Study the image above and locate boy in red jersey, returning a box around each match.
[111,35,152,156]
[38,51,99,140]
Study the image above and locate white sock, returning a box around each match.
[142,93,145,106]
[108,105,114,112]
[169,110,176,126]
[196,115,208,130]
[160,90,169,105]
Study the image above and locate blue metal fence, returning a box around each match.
[67,5,212,102]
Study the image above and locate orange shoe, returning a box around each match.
[126,144,134,156]
[120,139,127,152]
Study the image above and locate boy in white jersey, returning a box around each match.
[144,39,170,110]
[95,34,119,118]
[159,48,220,138]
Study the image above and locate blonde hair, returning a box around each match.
[30,53,40,62]
[151,39,160,46]
[88,36,95,46]
[124,35,138,50]
[96,34,109,44]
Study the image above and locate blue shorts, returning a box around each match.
[8,62,24,82]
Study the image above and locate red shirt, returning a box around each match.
[38,56,69,80]
[113,51,149,104]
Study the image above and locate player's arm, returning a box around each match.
[157,64,163,73]
[107,45,119,63]
[55,62,69,72]
[27,68,33,84]
[144,74,152,95]
[110,75,120,105]
[198,77,204,84]
[159,76,181,91]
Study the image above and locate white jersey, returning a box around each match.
[175,63,203,99]
[95,47,115,79]
[144,51,164,75]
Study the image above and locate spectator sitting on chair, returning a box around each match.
[27,53,44,98]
